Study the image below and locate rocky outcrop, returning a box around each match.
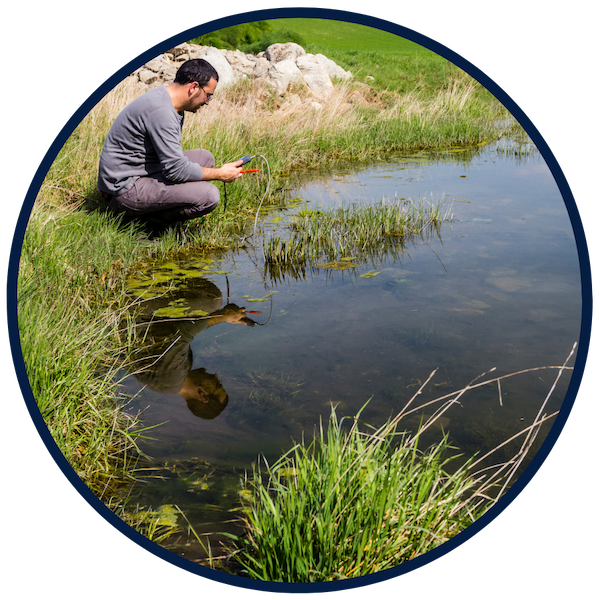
[131,42,352,97]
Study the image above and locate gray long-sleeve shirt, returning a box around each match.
[98,86,204,195]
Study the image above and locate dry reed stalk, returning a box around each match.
[331,343,577,519]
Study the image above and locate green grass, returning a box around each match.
[190,18,429,56]
[191,17,462,98]
[230,405,482,581]
[262,18,433,55]
[189,21,307,55]
[189,21,273,51]
[198,17,473,97]
[264,196,449,267]
[17,202,163,495]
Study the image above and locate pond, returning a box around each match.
[118,136,581,564]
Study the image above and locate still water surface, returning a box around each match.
[120,139,581,560]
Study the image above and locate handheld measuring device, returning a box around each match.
[238,155,256,167]
[238,156,260,174]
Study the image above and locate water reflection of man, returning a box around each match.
[130,278,252,420]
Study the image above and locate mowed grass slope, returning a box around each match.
[263,17,428,54]
[261,17,464,95]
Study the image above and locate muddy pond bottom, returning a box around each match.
[118,141,581,564]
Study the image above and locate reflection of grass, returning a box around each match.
[125,254,225,300]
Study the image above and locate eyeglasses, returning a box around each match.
[201,87,213,102]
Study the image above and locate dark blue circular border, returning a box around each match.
[7,7,592,594]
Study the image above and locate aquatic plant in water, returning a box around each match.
[263,197,449,270]
[227,370,306,428]
[125,255,225,301]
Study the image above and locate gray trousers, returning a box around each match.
[108,149,220,225]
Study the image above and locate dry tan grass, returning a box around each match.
[183,78,367,146]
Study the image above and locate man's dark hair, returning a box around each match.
[174,59,219,86]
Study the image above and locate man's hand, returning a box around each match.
[201,160,243,183]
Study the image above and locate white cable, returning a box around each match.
[239,154,271,244]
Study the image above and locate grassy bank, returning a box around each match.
[35,17,510,252]
[18,21,514,549]
[18,204,142,496]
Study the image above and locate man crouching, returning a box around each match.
[98,59,243,232]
